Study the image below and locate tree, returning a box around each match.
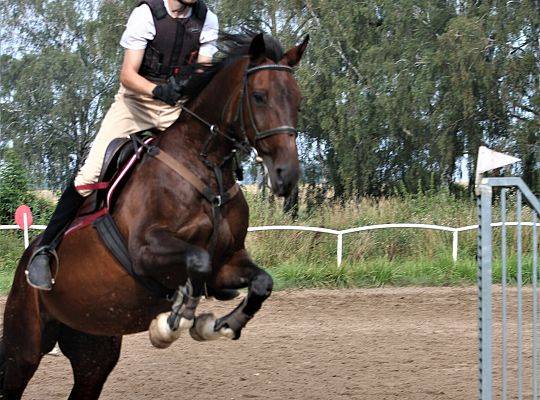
[0,0,133,189]
[1,0,538,198]
[0,150,31,223]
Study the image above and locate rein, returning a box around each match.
[145,63,296,258]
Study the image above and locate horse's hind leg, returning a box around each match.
[58,325,122,400]
[0,335,5,398]
[1,270,58,399]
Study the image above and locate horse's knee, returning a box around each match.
[251,271,273,299]
[185,248,211,279]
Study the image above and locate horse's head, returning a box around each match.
[234,34,309,197]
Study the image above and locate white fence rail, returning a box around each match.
[2,222,538,267]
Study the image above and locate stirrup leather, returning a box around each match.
[26,246,60,285]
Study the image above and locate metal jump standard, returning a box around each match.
[477,176,539,400]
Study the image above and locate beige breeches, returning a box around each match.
[74,86,182,197]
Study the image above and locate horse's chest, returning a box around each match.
[177,209,239,251]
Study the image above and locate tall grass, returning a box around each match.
[0,189,537,292]
[245,189,538,289]
[0,231,25,293]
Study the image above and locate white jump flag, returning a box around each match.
[477,146,520,174]
[475,146,520,193]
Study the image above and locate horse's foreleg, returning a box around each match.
[135,228,210,348]
[135,227,212,296]
[190,249,272,341]
[148,280,201,348]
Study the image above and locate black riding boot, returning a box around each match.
[26,182,86,290]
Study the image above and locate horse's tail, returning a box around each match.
[9,235,41,293]
[1,234,41,349]
[0,236,46,399]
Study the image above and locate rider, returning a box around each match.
[26,0,219,290]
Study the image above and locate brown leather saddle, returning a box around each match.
[78,131,155,215]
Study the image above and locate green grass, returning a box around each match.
[0,231,25,293]
[264,254,536,290]
[0,190,537,293]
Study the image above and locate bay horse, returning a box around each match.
[1,32,309,399]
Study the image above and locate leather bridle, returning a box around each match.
[180,61,298,158]
[236,63,297,143]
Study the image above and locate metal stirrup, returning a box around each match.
[27,246,60,285]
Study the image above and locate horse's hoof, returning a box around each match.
[179,317,194,330]
[148,312,187,349]
[190,313,232,341]
[219,327,236,339]
[189,313,215,341]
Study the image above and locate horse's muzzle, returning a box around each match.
[266,159,300,198]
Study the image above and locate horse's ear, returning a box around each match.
[281,35,310,67]
[249,33,266,62]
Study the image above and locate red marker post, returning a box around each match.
[15,205,33,249]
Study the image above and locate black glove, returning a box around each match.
[152,78,183,106]
[152,67,217,105]
[180,71,210,97]
[172,64,218,97]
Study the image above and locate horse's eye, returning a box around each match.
[252,91,267,104]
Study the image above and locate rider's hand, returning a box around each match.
[152,78,183,106]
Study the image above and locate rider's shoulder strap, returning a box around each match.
[138,0,168,20]
[193,0,208,22]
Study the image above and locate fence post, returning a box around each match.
[337,233,343,268]
[452,230,458,263]
[23,212,29,249]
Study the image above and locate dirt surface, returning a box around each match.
[2,287,537,399]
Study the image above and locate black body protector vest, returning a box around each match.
[138,0,208,83]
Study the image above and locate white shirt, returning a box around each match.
[120,1,219,58]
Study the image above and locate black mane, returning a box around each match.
[187,31,285,95]
[214,30,285,67]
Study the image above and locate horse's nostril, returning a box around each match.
[276,167,287,180]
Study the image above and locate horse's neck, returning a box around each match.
[158,63,245,183]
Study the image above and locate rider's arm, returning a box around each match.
[120,49,157,96]
[197,10,219,67]
[196,53,213,66]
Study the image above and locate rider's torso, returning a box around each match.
[138,0,208,83]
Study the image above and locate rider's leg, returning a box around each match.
[26,91,180,290]
[25,182,86,290]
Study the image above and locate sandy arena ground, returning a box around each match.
[1,287,537,399]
